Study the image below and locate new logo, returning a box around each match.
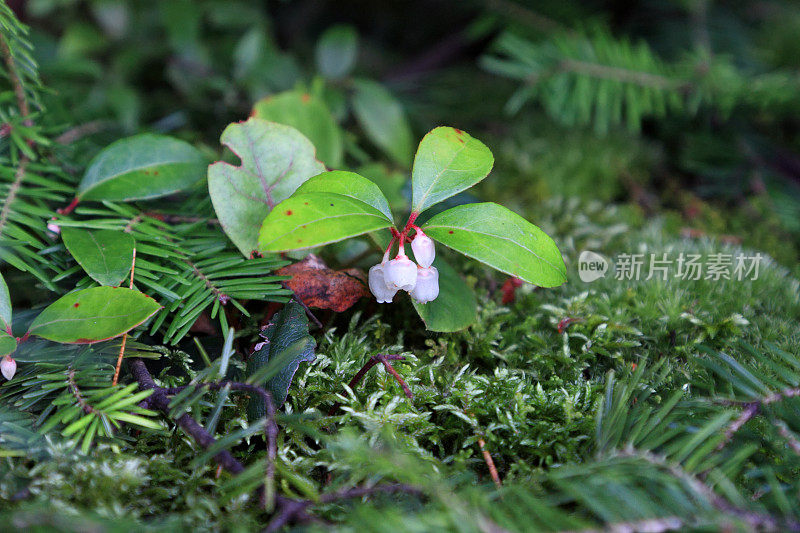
[578,251,609,283]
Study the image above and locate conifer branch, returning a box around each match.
[0,30,31,124]
[68,368,96,415]
[0,156,29,238]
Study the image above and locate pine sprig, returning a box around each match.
[482,27,800,133]
[482,28,685,133]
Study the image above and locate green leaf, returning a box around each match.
[78,134,207,201]
[358,163,408,211]
[252,90,344,167]
[61,228,135,286]
[315,25,358,79]
[0,331,16,358]
[412,257,477,332]
[258,192,392,252]
[351,79,413,167]
[28,287,162,343]
[411,127,494,213]
[294,171,393,221]
[0,272,11,332]
[208,118,326,256]
[246,301,316,414]
[422,202,567,287]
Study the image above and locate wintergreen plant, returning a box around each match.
[257,125,567,311]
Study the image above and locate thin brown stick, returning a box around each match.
[281,289,323,330]
[377,355,413,400]
[327,354,411,415]
[478,437,502,489]
[152,378,279,510]
[112,248,136,386]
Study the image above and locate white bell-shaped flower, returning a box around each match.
[1,355,16,381]
[368,263,399,303]
[411,232,435,268]
[410,266,439,303]
[384,249,418,291]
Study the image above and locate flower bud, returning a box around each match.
[384,254,418,291]
[410,266,439,303]
[1,355,16,381]
[368,264,399,303]
[411,233,435,268]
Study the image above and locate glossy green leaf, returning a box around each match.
[0,331,16,358]
[246,301,316,414]
[412,257,477,332]
[315,25,358,79]
[358,163,408,211]
[28,287,161,343]
[411,127,494,213]
[252,90,344,167]
[351,79,413,167]
[294,171,393,221]
[78,134,207,201]
[208,118,326,256]
[0,272,11,332]
[422,202,567,287]
[61,228,134,286]
[259,192,392,252]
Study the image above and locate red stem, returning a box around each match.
[406,211,419,229]
[58,197,80,215]
[384,235,397,259]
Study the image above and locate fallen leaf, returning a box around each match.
[277,254,369,312]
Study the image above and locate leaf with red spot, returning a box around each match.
[28,287,161,344]
[208,118,326,256]
[277,254,370,312]
[411,127,494,213]
[258,192,392,252]
[78,134,207,201]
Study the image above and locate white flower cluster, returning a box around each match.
[369,232,439,304]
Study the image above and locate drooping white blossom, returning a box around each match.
[1,355,16,381]
[383,249,418,291]
[368,264,399,303]
[411,232,435,268]
[410,266,439,303]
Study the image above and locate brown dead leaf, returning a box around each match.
[277,254,370,313]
